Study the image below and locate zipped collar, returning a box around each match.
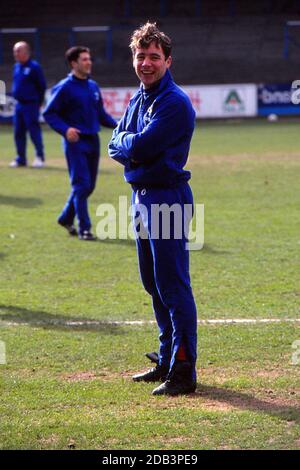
[69,72,90,83]
[140,69,174,100]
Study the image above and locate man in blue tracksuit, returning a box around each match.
[109,23,197,395]
[44,46,117,240]
[10,41,46,168]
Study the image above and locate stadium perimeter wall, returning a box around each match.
[1,0,300,88]
[1,82,300,124]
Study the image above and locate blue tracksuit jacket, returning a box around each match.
[12,59,46,164]
[108,70,197,382]
[12,59,46,105]
[43,73,116,136]
[108,69,195,188]
[43,73,116,234]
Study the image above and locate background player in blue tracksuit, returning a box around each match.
[10,41,46,168]
[43,46,117,241]
[109,23,198,396]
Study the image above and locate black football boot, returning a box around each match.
[133,352,168,382]
[152,361,196,396]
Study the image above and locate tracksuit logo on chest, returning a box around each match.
[144,104,154,124]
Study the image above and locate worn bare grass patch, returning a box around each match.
[201,365,296,383]
[58,366,300,417]
[39,434,60,447]
[61,369,132,382]
[151,386,299,415]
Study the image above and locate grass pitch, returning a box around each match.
[0,119,299,449]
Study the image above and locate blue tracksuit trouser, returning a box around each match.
[59,134,100,234]
[14,102,44,164]
[132,182,197,382]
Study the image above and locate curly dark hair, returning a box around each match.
[130,22,172,59]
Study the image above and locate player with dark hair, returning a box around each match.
[65,46,90,65]
[44,46,117,240]
[109,23,198,395]
[10,41,46,168]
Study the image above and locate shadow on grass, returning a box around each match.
[199,244,232,255]
[0,194,43,208]
[195,384,300,423]
[0,253,7,260]
[0,304,123,334]
[43,166,113,175]
[96,237,136,247]
[60,235,135,247]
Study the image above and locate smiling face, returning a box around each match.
[71,51,92,79]
[133,42,172,89]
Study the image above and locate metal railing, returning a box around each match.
[283,21,300,59]
[0,26,113,65]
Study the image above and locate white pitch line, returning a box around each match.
[66,318,300,326]
[0,318,299,327]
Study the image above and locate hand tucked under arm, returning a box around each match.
[108,111,132,166]
[110,97,193,164]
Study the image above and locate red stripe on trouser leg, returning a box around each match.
[176,344,187,361]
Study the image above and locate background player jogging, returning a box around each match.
[44,46,116,240]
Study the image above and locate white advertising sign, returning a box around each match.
[188,84,258,118]
[101,83,257,119]
[0,83,257,121]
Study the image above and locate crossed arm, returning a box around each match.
[108,96,190,166]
